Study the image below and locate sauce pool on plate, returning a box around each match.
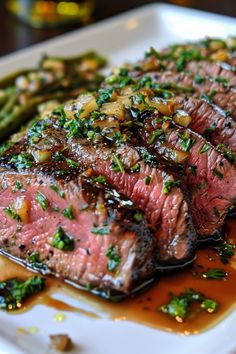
[0,219,235,335]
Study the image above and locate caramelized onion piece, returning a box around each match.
[173,110,192,128]
[101,101,125,120]
[146,97,175,116]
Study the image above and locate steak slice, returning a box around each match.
[71,141,195,263]
[177,96,236,156]
[145,70,236,121]
[0,166,157,297]
[134,111,236,238]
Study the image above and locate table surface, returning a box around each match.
[0,0,236,57]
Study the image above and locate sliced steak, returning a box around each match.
[0,114,195,266]
[177,96,236,156]
[0,165,157,297]
[71,141,195,263]
[134,111,236,238]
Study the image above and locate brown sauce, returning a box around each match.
[0,219,235,335]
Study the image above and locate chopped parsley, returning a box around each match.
[134,212,143,222]
[27,253,49,273]
[212,168,224,180]
[194,75,205,84]
[177,131,195,152]
[111,154,125,173]
[10,153,33,170]
[213,206,221,218]
[201,268,227,280]
[217,144,235,163]
[97,88,114,106]
[35,191,48,211]
[3,207,21,222]
[213,76,229,85]
[0,142,10,157]
[198,181,206,190]
[66,159,80,169]
[145,175,152,185]
[200,91,217,105]
[162,180,180,194]
[50,184,65,198]
[200,144,210,154]
[94,175,106,184]
[106,245,121,272]
[51,226,75,251]
[62,206,74,220]
[147,129,165,145]
[0,277,45,311]
[159,288,218,321]
[91,226,110,235]
[130,163,140,172]
[211,241,235,264]
[15,180,23,191]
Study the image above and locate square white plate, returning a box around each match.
[0,3,236,354]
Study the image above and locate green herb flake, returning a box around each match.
[201,268,227,280]
[27,253,49,273]
[130,163,140,172]
[10,154,33,170]
[97,88,114,106]
[134,212,143,222]
[3,207,21,222]
[35,191,48,211]
[15,180,23,191]
[159,288,218,321]
[217,144,235,163]
[61,205,74,220]
[94,175,106,184]
[177,131,195,152]
[162,180,180,195]
[51,226,75,251]
[106,245,121,272]
[147,129,165,145]
[91,226,110,235]
[0,277,45,311]
[66,159,80,169]
[212,168,224,180]
[111,154,125,173]
[198,181,206,190]
[145,175,152,185]
[194,75,205,84]
[211,241,235,264]
[213,76,229,85]
[50,184,65,199]
[200,144,210,154]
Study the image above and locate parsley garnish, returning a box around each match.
[217,144,235,163]
[111,154,125,173]
[145,175,152,185]
[147,129,165,145]
[211,241,235,264]
[94,175,106,184]
[0,277,45,311]
[51,226,75,251]
[177,131,195,152]
[62,206,74,220]
[50,184,65,198]
[200,144,210,154]
[201,268,227,280]
[3,207,21,222]
[10,154,33,170]
[198,181,206,190]
[35,191,48,211]
[97,88,114,106]
[106,245,121,272]
[66,159,80,169]
[163,180,180,194]
[212,168,224,180]
[159,288,218,321]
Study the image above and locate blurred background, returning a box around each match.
[0,0,236,57]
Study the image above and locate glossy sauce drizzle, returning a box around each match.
[0,219,235,335]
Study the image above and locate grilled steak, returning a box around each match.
[134,112,236,238]
[0,162,158,297]
[0,115,195,266]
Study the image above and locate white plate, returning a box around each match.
[0,3,236,354]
